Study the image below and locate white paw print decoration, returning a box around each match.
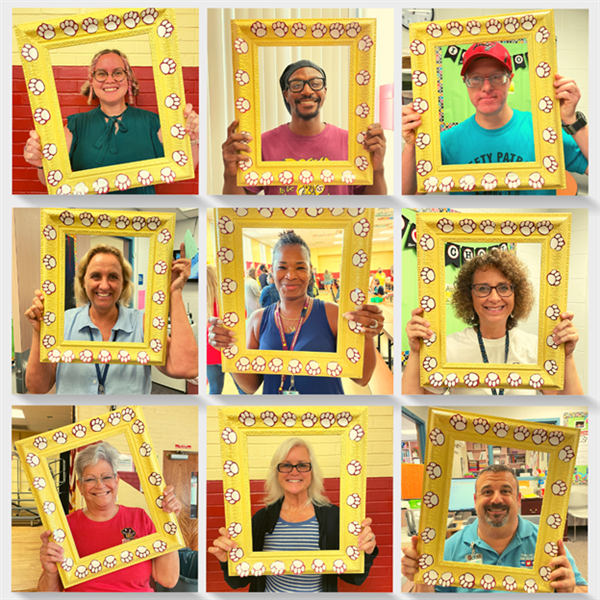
[347,493,361,508]
[270,560,285,575]
[559,446,574,462]
[281,412,297,427]
[481,574,496,590]
[268,357,283,373]
[547,513,562,529]
[302,412,318,427]
[524,579,538,593]
[549,431,565,446]
[417,160,433,177]
[552,480,567,496]
[347,460,362,475]
[439,573,455,587]
[459,175,476,192]
[423,491,439,509]
[503,576,517,591]
[473,418,490,434]
[410,40,426,56]
[437,218,454,233]
[423,357,437,372]
[513,426,530,441]
[238,410,255,426]
[507,373,522,387]
[426,462,442,479]
[419,233,434,250]
[532,428,548,444]
[421,527,436,544]
[460,573,476,589]
[547,270,562,286]
[450,414,467,431]
[320,412,335,428]
[530,374,544,389]
[157,19,174,38]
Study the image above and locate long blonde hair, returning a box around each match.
[207,264,219,317]
[263,437,330,507]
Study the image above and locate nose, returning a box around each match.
[481,78,493,92]
[490,490,504,503]
[488,287,501,300]
[289,465,304,473]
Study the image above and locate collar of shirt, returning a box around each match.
[76,304,137,336]
[460,515,536,558]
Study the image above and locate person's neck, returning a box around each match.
[89,304,119,330]
[279,295,310,317]
[282,492,310,511]
[99,100,127,117]
[475,105,513,130]
[477,322,507,340]
[288,117,326,136]
[83,503,119,522]
[477,521,518,555]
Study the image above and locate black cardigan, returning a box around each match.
[220,498,379,592]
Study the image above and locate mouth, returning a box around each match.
[102,87,120,93]
[296,98,319,107]
[486,506,508,516]
[483,305,506,314]
[286,479,303,483]
[91,490,111,497]
[96,292,112,298]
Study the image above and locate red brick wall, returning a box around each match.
[13,65,199,194]
[206,477,393,592]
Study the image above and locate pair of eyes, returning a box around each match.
[81,474,116,485]
[276,265,307,270]
[479,489,513,496]
[88,273,121,281]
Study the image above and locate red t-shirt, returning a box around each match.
[65,506,155,593]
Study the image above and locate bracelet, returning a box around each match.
[37,166,44,170]
[190,138,199,146]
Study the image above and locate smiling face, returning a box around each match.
[284,67,327,121]
[91,53,129,108]
[273,244,311,302]
[278,445,312,499]
[465,57,513,117]
[84,252,124,312]
[77,459,119,512]
[475,471,521,531]
[471,267,515,333]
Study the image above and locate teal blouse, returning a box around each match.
[67,105,164,195]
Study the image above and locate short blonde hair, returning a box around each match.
[75,245,133,306]
[264,437,330,507]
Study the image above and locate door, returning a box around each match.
[162,451,198,550]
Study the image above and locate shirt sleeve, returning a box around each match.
[66,112,80,136]
[565,544,588,586]
[563,131,588,175]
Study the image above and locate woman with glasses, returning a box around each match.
[403,249,582,395]
[23,49,199,194]
[37,442,181,592]
[208,437,378,592]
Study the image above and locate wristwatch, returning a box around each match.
[562,111,587,135]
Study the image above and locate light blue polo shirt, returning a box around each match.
[435,516,587,592]
[55,304,151,395]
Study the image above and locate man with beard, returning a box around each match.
[222,60,387,195]
[401,465,587,592]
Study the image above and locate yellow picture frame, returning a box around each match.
[218,406,368,576]
[415,407,579,593]
[409,10,566,193]
[213,207,374,378]
[231,18,376,188]
[416,212,571,390]
[14,8,194,195]
[14,405,185,589]
[39,208,175,365]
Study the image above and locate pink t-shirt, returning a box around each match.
[245,123,365,195]
[65,506,156,593]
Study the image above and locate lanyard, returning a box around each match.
[274,297,310,394]
[475,326,508,396]
[89,328,118,395]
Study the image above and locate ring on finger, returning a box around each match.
[369,319,378,329]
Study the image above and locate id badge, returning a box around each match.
[283,390,300,395]
[465,553,483,564]
[282,374,299,394]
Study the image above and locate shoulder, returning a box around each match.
[444,520,475,558]
[447,327,475,343]
[517,515,538,538]
[510,328,538,349]
[66,508,83,524]
[321,300,338,317]
[442,118,472,140]
[64,305,87,325]
[324,124,348,140]
[263,124,289,141]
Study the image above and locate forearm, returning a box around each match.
[37,570,63,592]
[362,169,387,195]
[402,350,426,394]
[556,354,583,395]
[413,583,436,592]
[571,125,588,163]
[25,330,56,394]
[223,173,249,195]
[351,337,377,386]
[162,290,198,379]
[152,551,180,589]
[231,371,262,394]
[192,142,199,170]
[37,167,46,185]
[402,143,418,195]
[575,585,588,593]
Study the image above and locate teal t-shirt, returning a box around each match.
[440,109,588,195]
[67,105,164,195]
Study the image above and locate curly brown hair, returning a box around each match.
[451,250,534,330]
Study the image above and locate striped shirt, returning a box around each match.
[264,516,323,593]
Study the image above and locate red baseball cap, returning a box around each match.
[460,42,513,77]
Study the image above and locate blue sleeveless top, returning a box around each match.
[258,298,344,394]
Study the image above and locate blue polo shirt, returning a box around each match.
[55,304,151,395]
[435,516,587,592]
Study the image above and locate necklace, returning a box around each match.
[282,503,312,523]
[279,299,311,332]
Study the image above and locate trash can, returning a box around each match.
[155,548,198,592]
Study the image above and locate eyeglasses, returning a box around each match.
[464,74,510,88]
[277,462,312,473]
[287,78,325,93]
[472,283,515,298]
[93,69,127,83]
[81,473,116,486]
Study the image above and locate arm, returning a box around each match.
[24,290,57,394]
[24,126,73,186]
[151,486,181,588]
[554,74,588,170]
[548,540,588,593]
[338,304,384,386]
[360,123,387,195]
[402,308,436,395]
[541,311,583,395]
[338,517,379,586]
[158,105,199,170]
[222,120,254,194]
[36,531,65,591]
[401,105,422,195]
[209,526,251,589]
[156,244,198,379]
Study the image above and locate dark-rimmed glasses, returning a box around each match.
[287,78,325,93]
[472,283,515,298]
[464,74,510,88]
[93,69,127,83]
[277,462,312,473]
